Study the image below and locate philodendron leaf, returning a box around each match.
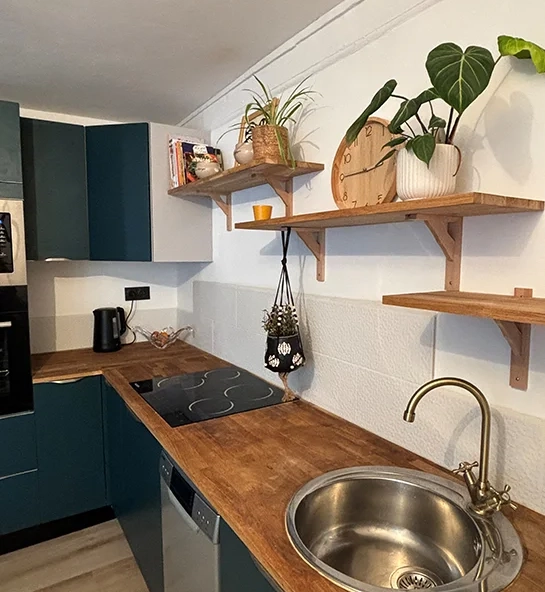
[382,136,407,149]
[346,79,397,144]
[426,43,495,114]
[410,134,436,166]
[388,99,419,133]
[374,149,397,168]
[498,35,545,73]
[414,88,440,106]
[429,115,446,129]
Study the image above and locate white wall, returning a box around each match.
[179,0,545,421]
[21,109,184,352]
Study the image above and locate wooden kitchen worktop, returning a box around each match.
[32,343,544,591]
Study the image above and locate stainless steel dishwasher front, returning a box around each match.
[160,452,220,592]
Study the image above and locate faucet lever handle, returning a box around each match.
[453,461,479,475]
[498,484,518,511]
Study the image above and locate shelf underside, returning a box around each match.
[382,290,545,325]
[168,159,324,197]
[235,193,543,230]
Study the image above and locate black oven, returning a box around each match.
[0,287,32,414]
[0,199,33,415]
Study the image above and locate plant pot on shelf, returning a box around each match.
[396,144,461,201]
[252,125,290,162]
[265,334,305,373]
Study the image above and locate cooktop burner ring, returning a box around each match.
[188,396,235,416]
[224,384,275,402]
[204,368,241,381]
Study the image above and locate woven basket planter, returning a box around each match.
[252,125,289,162]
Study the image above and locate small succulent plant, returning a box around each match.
[262,304,299,337]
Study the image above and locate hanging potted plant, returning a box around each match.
[346,35,545,200]
[263,229,305,401]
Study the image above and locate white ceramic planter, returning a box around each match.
[397,144,461,200]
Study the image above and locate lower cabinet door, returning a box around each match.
[220,520,279,592]
[0,470,40,535]
[35,377,107,524]
[111,391,164,592]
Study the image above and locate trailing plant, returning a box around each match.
[346,35,545,167]
[262,303,299,337]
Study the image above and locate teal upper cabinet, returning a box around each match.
[0,100,23,199]
[34,377,107,524]
[86,123,152,262]
[86,122,213,263]
[21,118,89,260]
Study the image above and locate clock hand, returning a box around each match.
[343,161,385,179]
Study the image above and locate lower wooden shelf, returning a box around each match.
[383,288,541,390]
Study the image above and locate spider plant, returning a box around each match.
[346,35,545,167]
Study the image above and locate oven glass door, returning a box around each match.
[0,311,33,415]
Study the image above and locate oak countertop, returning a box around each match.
[32,343,544,592]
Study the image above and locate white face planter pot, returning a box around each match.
[396,144,461,200]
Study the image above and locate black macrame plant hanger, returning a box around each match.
[264,228,305,401]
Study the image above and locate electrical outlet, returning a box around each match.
[125,286,151,301]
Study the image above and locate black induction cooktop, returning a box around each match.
[130,366,288,427]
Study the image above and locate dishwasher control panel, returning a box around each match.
[160,452,220,544]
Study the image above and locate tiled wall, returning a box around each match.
[179,281,545,515]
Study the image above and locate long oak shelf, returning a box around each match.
[168,158,324,231]
[383,288,541,391]
[236,192,544,287]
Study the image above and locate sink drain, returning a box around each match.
[391,567,443,589]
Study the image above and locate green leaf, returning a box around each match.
[498,35,545,73]
[426,43,495,114]
[414,88,440,106]
[388,99,419,132]
[346,79,397,144]
[405,138,414,152]
[382,136,407,149]
[374,149,397,168]
[429,115,446,129]
[410,134,436,166]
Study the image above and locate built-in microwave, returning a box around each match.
[0,199,33,415]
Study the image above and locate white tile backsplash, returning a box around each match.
[182,281,545,515]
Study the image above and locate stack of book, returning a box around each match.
[169,137,223,188]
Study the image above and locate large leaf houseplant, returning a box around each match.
[346,35,545,200]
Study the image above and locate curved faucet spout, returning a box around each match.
[403,377,491,498]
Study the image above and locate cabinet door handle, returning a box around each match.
[50,378,85,385]
[0,321,12,329]
[44,258,72,262]
[0,180,22,185]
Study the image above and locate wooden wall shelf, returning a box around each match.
[168,158,324,230]
[383,288,540,390]
[236,193,543,283]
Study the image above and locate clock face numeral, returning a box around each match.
[352,201,358,208]
[378,193,383,202]
[344,153,352,164]
[365,125,373,137]
[343,191,348,202]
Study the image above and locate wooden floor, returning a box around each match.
[0,520,149,592]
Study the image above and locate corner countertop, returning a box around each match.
[32,342,544,592]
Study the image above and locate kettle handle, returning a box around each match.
[117,307,127,336]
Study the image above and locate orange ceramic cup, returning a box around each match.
[253,205,273,221]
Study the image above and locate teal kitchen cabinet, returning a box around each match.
[34,377,107,524]
[0,412,40,535]
[103,380,164,592]
[0,100,23,199]
[0,471,40,535]
[21,118,89,260]
[86,122,212,263]
[220,521,279,592]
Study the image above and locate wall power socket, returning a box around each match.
[125,286,151,301]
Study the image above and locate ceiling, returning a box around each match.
[0,0,343,123]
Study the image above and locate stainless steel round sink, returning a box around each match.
[286,467,523,592]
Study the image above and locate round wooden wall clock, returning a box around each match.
[331,117,397,209]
